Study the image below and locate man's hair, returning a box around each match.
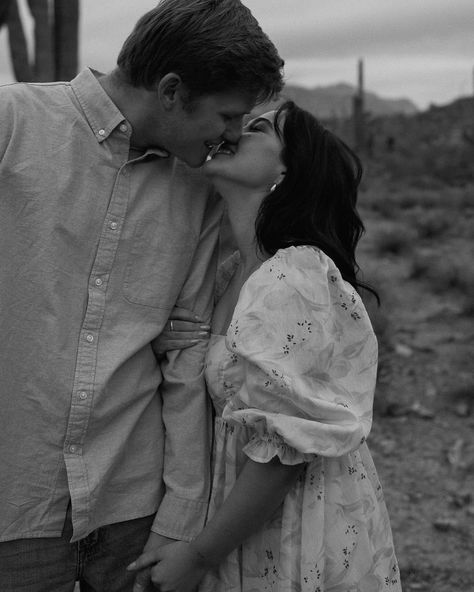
[117,0,284,104]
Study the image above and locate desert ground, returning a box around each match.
[357,166,474,591]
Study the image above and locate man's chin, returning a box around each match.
[180,153,208,168]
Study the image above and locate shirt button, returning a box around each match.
[79,391,88,400]
[69,445,77,453]
[86,334,94,343]
[98,129,105,136]
[95,278,103,286]
[109,221,118,230]
[119,123,128,133]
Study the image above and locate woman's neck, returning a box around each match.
[222,189,268,273]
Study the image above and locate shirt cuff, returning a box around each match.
[151,493,209,542]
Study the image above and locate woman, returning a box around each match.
[128,101,401,592]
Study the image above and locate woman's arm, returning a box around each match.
[193,456,303,565]
[128,456,303,592]
[152,307,210,357]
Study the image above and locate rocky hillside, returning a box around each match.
[254,91,474,187]
[280,82,418,118]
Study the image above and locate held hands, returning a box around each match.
[129,532,178,592]
[127,540,209,592]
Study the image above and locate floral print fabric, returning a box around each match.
[201,246,401,592]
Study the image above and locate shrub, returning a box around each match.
[413,211,451,240]
[372,225,418,256]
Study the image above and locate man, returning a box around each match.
[0,0,284,590]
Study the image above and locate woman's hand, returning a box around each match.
[127,540,208,592]
[154,307,210,356]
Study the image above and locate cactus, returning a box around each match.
[2,0,79,82]
[353,58,365,152]
[0,0,12,28]
[54,0,80,81]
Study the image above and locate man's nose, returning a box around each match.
[223,119,243,145]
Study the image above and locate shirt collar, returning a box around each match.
[70,68,169,158]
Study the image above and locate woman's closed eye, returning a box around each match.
[245,121,268,133]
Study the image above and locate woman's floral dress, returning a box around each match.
[200,246,401,592]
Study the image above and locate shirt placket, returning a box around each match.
[64,153,131,540]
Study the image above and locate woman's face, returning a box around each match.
[203,109,286,191]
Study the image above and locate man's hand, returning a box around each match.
[129,532,178,592]
[128,540,208,592]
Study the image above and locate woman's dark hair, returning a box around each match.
[117,0,284,104]
[255,100,378,301]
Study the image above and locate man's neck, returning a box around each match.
[97,70,155,150]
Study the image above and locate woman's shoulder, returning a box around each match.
[240,245,364,317]
[235,246,331,311]
[250,245,336,289]
[270,244,327,270]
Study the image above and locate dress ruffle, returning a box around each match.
[242,432,316,465]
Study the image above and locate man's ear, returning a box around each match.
[157,73,183,111]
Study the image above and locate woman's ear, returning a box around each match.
[273,170,287,186]
[157,73,183,111]
[269,171,286,193]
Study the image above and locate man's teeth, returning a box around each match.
[211,142,224,156]
[206,141,234,161]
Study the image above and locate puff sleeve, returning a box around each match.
[222,246,378,464]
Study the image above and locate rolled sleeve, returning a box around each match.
[151,194,223,540]
[151,493,209,541]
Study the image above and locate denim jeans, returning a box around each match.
[0,505,155,592]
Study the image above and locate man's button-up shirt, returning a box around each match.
[0,69,222,542]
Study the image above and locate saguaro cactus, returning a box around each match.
[28,0,55,80]
[1,0,80,82]
[352,58,365,152]
[0,0,11,27]
[54,0,80,80]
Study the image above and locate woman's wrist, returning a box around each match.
[188,540,219,569]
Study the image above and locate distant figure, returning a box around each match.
[0,1,283,591]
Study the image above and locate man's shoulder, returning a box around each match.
[0,81,75,132]
[0,79,70,104]
[0,83,28,124]
[0,81,25,104]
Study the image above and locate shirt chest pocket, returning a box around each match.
[123,218,197,309]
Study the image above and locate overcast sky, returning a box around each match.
[1,0,473,110]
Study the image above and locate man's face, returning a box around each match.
[163,91,256,168]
